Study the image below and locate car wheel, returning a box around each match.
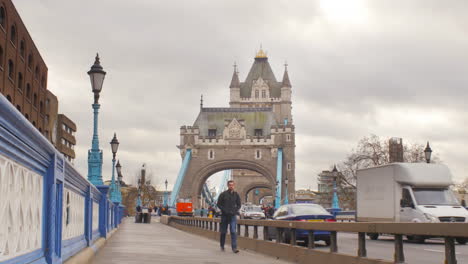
[368,233,379,240]
[456,238,467,245]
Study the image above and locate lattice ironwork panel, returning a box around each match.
[0,154,43,261]
[92,202,99,231]
[62,188,85,240]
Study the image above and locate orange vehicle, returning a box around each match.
[176,200,193,217]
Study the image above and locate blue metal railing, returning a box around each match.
[0,95,124,264]
[169,149,192,207]
[275,148,283,209]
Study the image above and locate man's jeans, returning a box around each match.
[220,214,237,250]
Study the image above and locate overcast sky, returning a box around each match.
[14,0,468,190]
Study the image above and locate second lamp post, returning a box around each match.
[109,133,121,203]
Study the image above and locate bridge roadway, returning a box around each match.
[92,217,290,264]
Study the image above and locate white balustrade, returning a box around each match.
[62,188,85,240]
[0,154,43,261]
[92,201,99,231]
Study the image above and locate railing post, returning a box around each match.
[263,226,269,240]
[84,185,92,246]
[308,230,315,249]
[394,234,405,263]
[45,154,65,263]
[237,224,241,236]
[358,232,367,257]
[290,228,297,246]
[97,185,110,238]
[210,221,213,230]
[254,225,258,239]
[215,221,218,231]
[276,228,283,243]
[444,237,457,264]
[244,225,249,237]
[330,231,338,253]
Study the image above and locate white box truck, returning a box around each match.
[357,163,468,244]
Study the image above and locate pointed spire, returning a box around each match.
[200,94,203,109]
[282,61,292,87]
[255,45,268,59]
[332,164,338,172]
[229,62,240,88]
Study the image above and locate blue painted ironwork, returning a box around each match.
[275,148,283,209]
[169,149,192,207]
[109,157,119,202]
[214,170,231,202]
[202,183,216,207]
[0,95,121,264]
[332,180,340,209]
[87,103,103,186]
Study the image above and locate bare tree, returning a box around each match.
[337,135,440,189]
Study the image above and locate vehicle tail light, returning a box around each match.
[297,219,306,222]
[325,219,336,222]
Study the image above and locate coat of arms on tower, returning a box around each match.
[223,118,246,140]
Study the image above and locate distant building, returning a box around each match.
[317,166,356,210]
[56,114,76,162]
[295,189,317,203]
[0,0,48,133]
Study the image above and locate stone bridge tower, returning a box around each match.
[177,48,296,208]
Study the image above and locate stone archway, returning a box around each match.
[246,188,273,205]
[240,183,273,204]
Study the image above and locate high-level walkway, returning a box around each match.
[92,217,291,264]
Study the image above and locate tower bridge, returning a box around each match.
[173,49,296,208]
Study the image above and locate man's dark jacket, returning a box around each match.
[217,190,241,216]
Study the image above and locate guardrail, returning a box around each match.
[0,95,124,264]
[166,216,468,264]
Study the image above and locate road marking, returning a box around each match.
[424,249,459,254]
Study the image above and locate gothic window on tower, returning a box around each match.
[255,90,259,99]
[287,162,292,171]
[262,90,266,98]
[255,149,262,160]
[208,149,215,160]
[254,129,263,137]
[286,134,291,142]
[208,129,217,137]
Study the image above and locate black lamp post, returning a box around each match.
[424,141,432,164]
[109,133,120,202]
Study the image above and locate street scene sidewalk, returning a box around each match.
[92,217,291,264]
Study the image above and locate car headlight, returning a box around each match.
[423,213,439,223]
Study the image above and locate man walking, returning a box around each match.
[217,180,241,253]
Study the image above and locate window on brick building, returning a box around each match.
[41,75,45,88]
[262,90,266,98]
[26,83,31,99]
[28,53,33,69]
[0,45,3,68]
[20,40,25,58]
[35,66,39,79]
[16,105,21,112]
[0,7,5,29]
[17,72,23,90]
[33,93,37,107]
[8,60,14,79]
[40,101,43,113]
[10,25,16,46]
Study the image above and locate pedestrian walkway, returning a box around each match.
[92,217,291,264]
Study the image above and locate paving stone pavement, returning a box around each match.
[92,217,292,264]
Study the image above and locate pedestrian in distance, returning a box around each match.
[201,207,205,217]
[217,180,241,253]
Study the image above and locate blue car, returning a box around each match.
[267,203,335,246]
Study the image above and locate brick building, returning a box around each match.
[0,0,77,161]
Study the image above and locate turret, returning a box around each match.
[229,63,241,104]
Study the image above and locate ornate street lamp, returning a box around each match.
[109,133,120,202]
[331,165,340,210]
[87,54,107,186]
[424,142,432,164]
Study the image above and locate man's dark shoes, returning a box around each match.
[232,248,239,253]
[220,246,225,251]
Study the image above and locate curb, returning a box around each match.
[64,229,118,264]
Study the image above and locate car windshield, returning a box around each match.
[291,204,330,215]
[244,206,262,212]
[412,188,460,206]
